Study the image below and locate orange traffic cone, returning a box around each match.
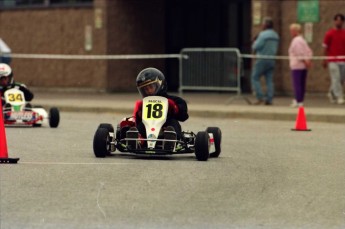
[291,106,311,131]
[0,98,19,164]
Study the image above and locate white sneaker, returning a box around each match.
[290,99,298,108]
[337,98,344,104]
[297,102,304,107]
[327,92,336,103]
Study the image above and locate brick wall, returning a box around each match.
[105,0,165,92]
[0,0,166,92]
[0,4,108,90]
[1,0,344,94]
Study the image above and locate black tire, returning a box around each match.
[99,123,114,133]
[49,107,60,128]
[93,128,110,158]
[99,123,115,146]
[206,127,222,158]
[194,131,210,161]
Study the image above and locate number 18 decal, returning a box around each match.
[146,103,163,119]
[142,96,168,121]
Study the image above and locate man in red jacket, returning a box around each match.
[323,13,345,105]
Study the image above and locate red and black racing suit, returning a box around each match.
[133,93,189,140]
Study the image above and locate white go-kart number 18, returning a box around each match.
[142,96,169,149]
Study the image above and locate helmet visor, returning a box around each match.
[0,75,9,87]
[137,79,161,97]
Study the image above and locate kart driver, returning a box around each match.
[0,63,34,108]
[126,67,189,150]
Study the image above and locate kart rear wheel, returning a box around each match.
[206,127,222,158]
[194,131,210,161]
[93,128,110,158]
[49,107,60,128]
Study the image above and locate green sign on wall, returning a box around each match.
[297,0,320,23]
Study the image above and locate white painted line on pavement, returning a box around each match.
[97,182,107,219]
[20,161,135,165]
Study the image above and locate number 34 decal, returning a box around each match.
[7,93,24,102]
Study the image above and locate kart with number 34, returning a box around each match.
[2,87,60,128]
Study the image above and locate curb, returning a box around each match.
[41,104,345,124]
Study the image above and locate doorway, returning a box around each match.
[165,0,251,91]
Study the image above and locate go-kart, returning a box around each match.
[93,96,221,161]
[2,87,60,128]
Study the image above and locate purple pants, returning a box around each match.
[291,69,308,103]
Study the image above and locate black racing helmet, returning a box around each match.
[136,67,167,97]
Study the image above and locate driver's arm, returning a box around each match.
[18,85,34,102]
[168,96,189,122]
[132,100,143,122]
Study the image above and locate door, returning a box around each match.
[165,0,251,91]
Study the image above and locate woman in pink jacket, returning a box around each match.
[288,23,313,107]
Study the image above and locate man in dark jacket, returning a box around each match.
[127,67,189,150]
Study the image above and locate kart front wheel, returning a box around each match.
[194,131,210,161]
[99,123,115,143]
[206,127,222,158]
[93,128,110,158]
[49,107,60,128]
[99,123,114,133]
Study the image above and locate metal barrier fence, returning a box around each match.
[179,48,242,95]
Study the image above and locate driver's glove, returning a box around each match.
[168,99,179,115]
[133,100,143,121]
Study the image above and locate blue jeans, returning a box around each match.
[251,60,275,103]
[0,56,11,65]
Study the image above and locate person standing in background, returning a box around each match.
[288,23,312,108]
[0,38,11,65]
[322,13,345,105]
[251,17,280,105]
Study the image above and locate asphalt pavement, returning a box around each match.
[31,89,345,123]
[3,113,345,229]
